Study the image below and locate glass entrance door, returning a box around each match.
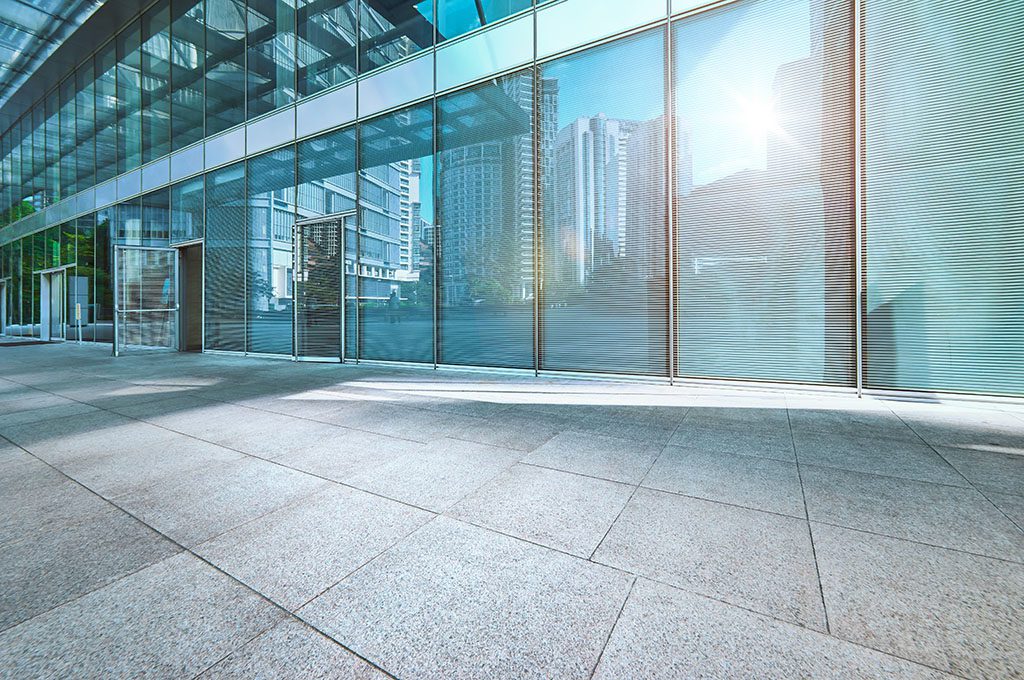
[294,212,353,361]
[113,246,178,355]
[38,270,66,342]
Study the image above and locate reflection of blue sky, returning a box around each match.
[543,30,665,129]
[675,0,811,186]
[437,0,530,39]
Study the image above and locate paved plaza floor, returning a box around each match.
[1,343,1022,678]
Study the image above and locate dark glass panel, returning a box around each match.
[170,0,206,150]
[206,0,247,134]
[76,62,97,190]
[142,0,172,162]
[95,42,119,184]
[360,0,435,74]
[170,176,205,243]
[247,0,296,118]
[296,0,357,97]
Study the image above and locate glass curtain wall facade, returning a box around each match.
[1,0,1022,398]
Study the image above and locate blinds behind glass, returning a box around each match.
[539,29,669,376]
[204,162,246,350]
[437,70,535,369]
[673,0,855,385]
[864,0,1024,396]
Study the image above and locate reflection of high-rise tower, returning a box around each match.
[438,73,544,304]
[552,114,640,284]
[623,116,665,276]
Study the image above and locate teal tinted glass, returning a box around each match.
[865,1,1024,395]
[437,0,531,42]
[205,162,247,351]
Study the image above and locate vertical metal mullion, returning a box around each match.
[352,0,361,364]
[665,9,675,385]
[853,0,865,397]
[532,4,540,378]
[431,1,439,370]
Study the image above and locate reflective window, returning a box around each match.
[247,0,296,119]
[297,0,357,98]
[297,126,357,356]
[74,213,97,341]
[59,81,77,199]
[76,62,97,191]
[117,20,143,174]
[44,91,60,205]
[205,162,246,350]
[170,176,204,243]
[170,0,206,150]
[141,1,172,162]
[246,147,295,354]
[674,0,854,384]
[360,1,435,74]
[358,102,434,362]
[95,209,114,342]
[141,188,171,244]
[539,29,668,376]
[437,70,534,368]
[865,0,1024,394]
[206,0,247,135]
[31,104,44,209]
[95,42,119,184]
[437,0,531,42]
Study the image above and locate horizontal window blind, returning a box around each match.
[864,0,1024,395]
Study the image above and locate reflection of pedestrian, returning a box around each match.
[388,290,400,324]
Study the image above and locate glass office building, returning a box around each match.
[0,0,1021,398]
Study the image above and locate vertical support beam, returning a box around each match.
[532,6,541,377]
[665,9,676,385]
[854,0,865,397]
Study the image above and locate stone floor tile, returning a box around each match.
[667,422,796,462]
[814,523,1024,679]
[271,428,413,484]
[0,501,179,630]
[593,579,949,679]
[345,437,521,511]
[0,401,99,429]
[801,465,1024,561]
[196,485,432,610]
[198,618,387,679]
[788,408,919,442]
[448,463,633,557]
[593,488,824,629]
[522,430,662,484]
[937,446,1024,496]
[988,492,1024,531]
[315,401,485,443]
[301,517,632,680]
[113,458,329,546]
[683,405,791,430]
[0,553,284,679]
[793,430,968,486]
[451,413,563,452]
[643,446,805,517]
[0,460,90,545]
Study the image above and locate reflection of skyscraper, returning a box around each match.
[552,114,642,284]
[438,73,540,305]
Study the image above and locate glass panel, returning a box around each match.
[437,70,534,368]
[539,29,668,375]
[674,0,854,384]
[247,0,297,119]
[246,147,295,354]
[142,0,172,163]
[116,246,177,351]
[206,0,248,134]
[865,1,1024,395]
[59,78,78,199]
[536,0,666,60]
[31,104,45,209]
[141,188,171,245]
[436,11,532,93]
[297,0,357,98]
[297,126,357,356]
[117,19,143,174]
[360,0,435,74]
[437,0,531,42]
[295,217,343,358]
[358,102,434,362]
[170,0,206,150]
[45,91,60,205]
[96,209,114,342]
[74,213,97,341]
[95,42,119,184]
[205,162,247,350]
[170,175,205,243]
[114,198,143,246]
[76,62,97,191]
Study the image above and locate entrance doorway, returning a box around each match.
[38,269,67,342]
[113,245,178,355]
[293,212,354,361]
[177,243,203,351]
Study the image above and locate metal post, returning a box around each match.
[665,12,676,385]
[854,0,865,397]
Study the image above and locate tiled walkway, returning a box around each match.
[1,343,1022,679]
